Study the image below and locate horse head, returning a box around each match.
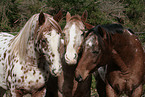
[34,11,63,76]
[75,25,111,82]
[63,11,88,65]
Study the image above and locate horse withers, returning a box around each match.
[0,11,63,96]
[75,24,145,97]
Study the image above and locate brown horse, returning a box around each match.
[46,11,92,97]
[75,24,145,97]
[58,11,92,97]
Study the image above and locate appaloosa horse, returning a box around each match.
[56,11,92,97]
[75,24,145,97]
[0,11,63,96]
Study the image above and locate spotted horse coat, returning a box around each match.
[0,12,62,97]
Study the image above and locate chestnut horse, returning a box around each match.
[46,11,92,97]
[75,24,145,97]
[58,11,92,97]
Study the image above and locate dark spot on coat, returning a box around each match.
[3,53,6,59]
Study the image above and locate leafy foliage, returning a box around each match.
[0,0,144,32]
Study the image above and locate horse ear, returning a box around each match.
[97,26,107,39]
[66,12,71,22]
[53,10,63,22]
[81,10,88,22]
[39,12,45,26]
[85,23,95,30]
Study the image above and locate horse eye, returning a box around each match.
[42,39,46,43]
[92,51,99,54]
[41,39,47,46]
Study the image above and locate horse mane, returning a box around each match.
[10,14,38,61]
[99,24,124,50]
[47,14,62,34]
[85,24,124,50]
[100,24,124,34]
[86,24,124,37]
[10,13,62,61]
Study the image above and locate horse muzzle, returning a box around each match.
[75,74,83,82]
[51,65,62,76]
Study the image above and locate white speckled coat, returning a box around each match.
[0,12,62,97]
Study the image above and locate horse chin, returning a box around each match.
[75,69,89,82]
[75,74,88,83]
[65,59,77,65]
[50,68,62,77]
[49,64,62,77]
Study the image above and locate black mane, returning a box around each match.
[85,24,124,39]
[95,24,124,34]
[85,24,124,50]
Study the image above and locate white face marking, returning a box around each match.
[45,29,62,76]
[65,23,77,64]
[61,39,64,44]
[85,35,100,56]
[135,49,138,52]
[65,23,83,64]
[69,23,76,47]
[86,36,93,47]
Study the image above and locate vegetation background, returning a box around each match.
[0,0,145,32]
[0,0,144,96]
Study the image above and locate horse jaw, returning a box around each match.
[75,68,89,82]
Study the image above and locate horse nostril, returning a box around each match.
[52,69,57,76]
[59,66,62,72]
[75,75,83,82]
[74,53,77,59]
[65,54,69,60]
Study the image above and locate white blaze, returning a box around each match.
[65,23,77,64]
[49,29,62,75]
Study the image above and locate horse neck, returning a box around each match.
[98,33,129,72]
[23,37,38,66]
[107,31,144,72]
